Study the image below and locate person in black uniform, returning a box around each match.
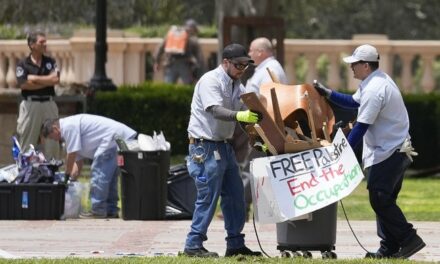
[15,30,60,158]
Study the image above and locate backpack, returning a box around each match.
[164,26,188,55]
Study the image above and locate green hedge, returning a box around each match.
[88,82,193,157]
[405,93,440,169]
[88,83,440,170]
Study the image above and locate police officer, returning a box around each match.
[314,44,425,259]
[183,43,262,257]
[16,30,60,158]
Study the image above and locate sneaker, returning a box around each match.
[79,211,107,219]
[392,234,426,259]
[182,247,219,258]
[225,246,262,257]
[107,212,119,219]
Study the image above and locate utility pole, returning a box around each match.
[89,0,116,94]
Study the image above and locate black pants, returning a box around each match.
[366,151,416,253]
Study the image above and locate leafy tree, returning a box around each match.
[1,0,440,40]
[278,0,440,39]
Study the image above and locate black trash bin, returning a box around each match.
[0,183,66,220]
[276,202,338,258]
[118,150,170,220]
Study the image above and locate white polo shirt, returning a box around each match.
[245,56,288,95]
[352,70,410,168]
[187,65,245,140]
[60,114,137,159]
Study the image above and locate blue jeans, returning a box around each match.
[89,148,119,216]
[366,151,415,252]
[185,141,246,250]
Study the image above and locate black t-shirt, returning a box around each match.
[16,54,57,98]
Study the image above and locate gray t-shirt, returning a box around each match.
[187,65,245,140]
[60,114,137,159]
[352,70,410,168]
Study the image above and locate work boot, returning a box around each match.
[392,234,426,259]
[106,212,119,219]
[365,251,393,259]
[365,246,398,259]
[225,246,262,257]
[182,247,219,258]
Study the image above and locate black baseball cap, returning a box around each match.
[222,43,254,64]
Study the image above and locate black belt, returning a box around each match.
[24,96,53,102]
[189,137,228,144]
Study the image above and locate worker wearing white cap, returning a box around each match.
[313,44,424,259]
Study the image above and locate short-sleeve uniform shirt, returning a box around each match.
[60,114,137,160]
[187,65,245,140]
[352,69,410,168]
[16,54,57,97]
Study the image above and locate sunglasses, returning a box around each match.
[229,60,249,71]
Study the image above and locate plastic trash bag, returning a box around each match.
[138,133,156,151]
[154,131,171,151]
[0,164,19,183]
[63,181,83,219]
[119,132,171,152]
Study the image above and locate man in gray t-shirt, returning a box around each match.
[183,44,262,258]
[41,114,137,219]
[314,44,425,259]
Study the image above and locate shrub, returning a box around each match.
[88,83,440,169]
[88,82,193,156]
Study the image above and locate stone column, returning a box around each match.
[305,53,319,84]
[420,54,435,93]
[124,40,145,85]
[327,53,341,89]
[59,52,68,84]
[400,53,414,93]
[0,53,6,88]
[5,53,17,88]
[70,37,94,84]
[284,53,297,85]
[106,39,127,86]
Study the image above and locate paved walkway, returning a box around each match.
[0,219,438,261]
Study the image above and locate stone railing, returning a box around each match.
[0,35,439,93]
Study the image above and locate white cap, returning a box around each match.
[343,44,380,63]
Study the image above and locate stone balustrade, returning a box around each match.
[0,35,439,93]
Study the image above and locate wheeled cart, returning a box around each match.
[276,202,338,259]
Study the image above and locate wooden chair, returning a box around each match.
[240,81,335,154]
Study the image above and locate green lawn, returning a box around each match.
[0,256,432,264]
[337,177,440,221]
[78,159,440,222]
[8,171,439,264]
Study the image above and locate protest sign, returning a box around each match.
[250,129,364,224]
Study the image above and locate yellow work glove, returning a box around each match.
[236,110,260,123]
[253,141,269,154]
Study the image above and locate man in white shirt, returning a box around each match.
[232,37,288,221]
[314,44,425,259]
[245,37,288,95]
[41,114,137,219]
